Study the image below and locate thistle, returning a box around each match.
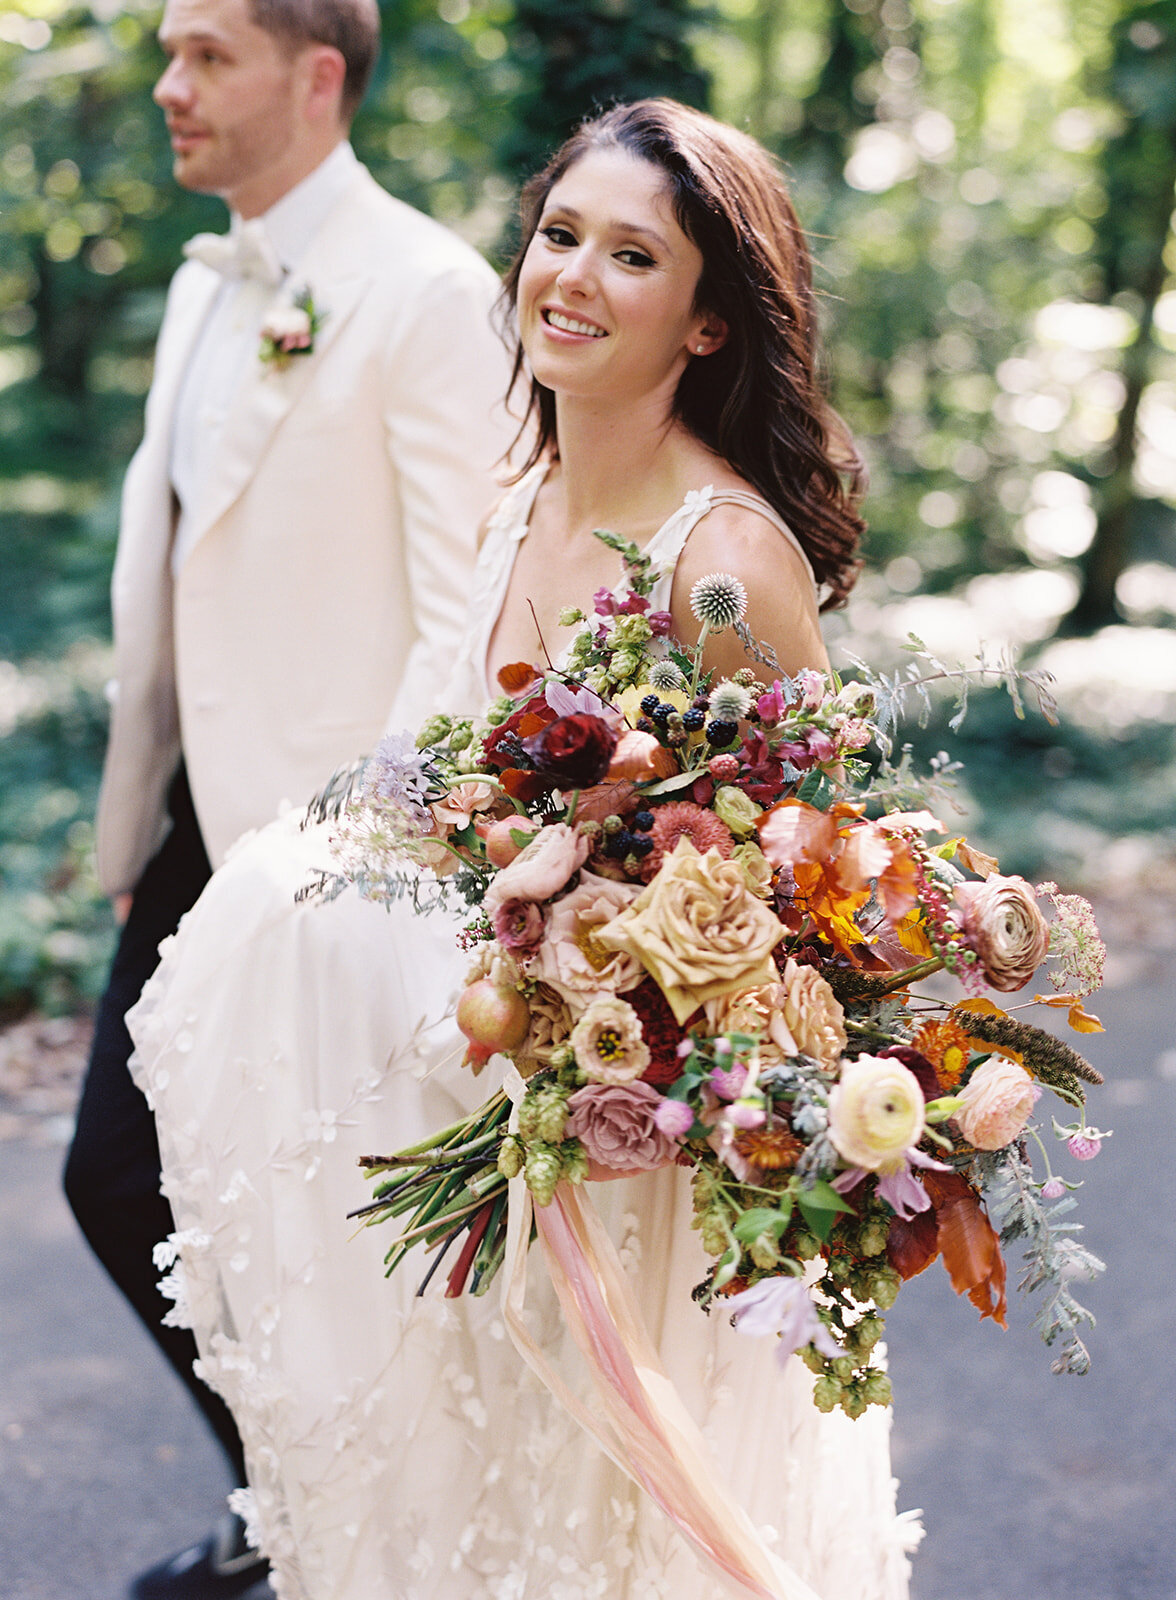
[689,572,748,632]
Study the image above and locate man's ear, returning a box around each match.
[303,44,347,125]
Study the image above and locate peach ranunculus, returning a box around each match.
[483,823,589,915]
[953,1057,1040,1149]
[827,1054,925,1171]
[528,870,645,1014]
[595,838,784,1024]
[953,873,1050,992]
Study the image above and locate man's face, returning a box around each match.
[154,0,306,214]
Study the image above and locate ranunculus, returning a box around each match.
[492,897,545,954]
[522,713,618,788]
[565,1080,678,1172]
[529,870,645,1012]
[731,841,773,897]
[596,838,784,1024]
[478,815,541,867]
[569,997,650,1084]
[953,873,1050,992]
[828,1054,925,1171]
[654,1098,695,1139]
[483,823,589,914]
[954,1057,1040,1149]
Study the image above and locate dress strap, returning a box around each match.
[641,484,816,600]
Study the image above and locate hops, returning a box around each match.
[689,572,748,631]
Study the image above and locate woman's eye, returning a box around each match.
[540,225,576,247]
[617,248,656,268]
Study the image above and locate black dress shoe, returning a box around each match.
[129,1512,270,1600]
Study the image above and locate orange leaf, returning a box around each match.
[925,1171,1008,1327]
[953,998,1007,1020]
[497,661,540,694]
[955,839,1000,878]
[758,800,839,872]
[1067,1002,1104,1034]
[1034,992,1078,1008]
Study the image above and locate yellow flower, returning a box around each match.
[616,682,690,729]
[596,838,783,1024]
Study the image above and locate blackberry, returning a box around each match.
[682,707,705,731]
[632,810,655,832]
[640,693,660,716]
[636,716,656,733]
[706,719,739,747]
[651,703,674,728]
[629,834,654,858]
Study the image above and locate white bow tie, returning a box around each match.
[183,219,285,286]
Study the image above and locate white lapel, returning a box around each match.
[176,176,374,562]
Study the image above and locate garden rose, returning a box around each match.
[953,873,1050,992]
[569,997,650,1085]
[712,785,763,839]
[953,1058,1040,1149]
[529,870,644,1012]
[513,983,573,1079]
[565,1080,678,1172]
[522,712,618,788]
[828,1054,925,1171]
[779,958,847,1069]
[597,838,784,1023]
[482,823,589,914]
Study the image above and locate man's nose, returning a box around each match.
[154,55,192,109]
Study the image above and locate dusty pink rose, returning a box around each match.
[529,870,644,1012]
[953,873,1050,992]
[566,1080,679,1173]
[953,1057,1040,1149]
[492,897,545,953]
[483,823,589,914]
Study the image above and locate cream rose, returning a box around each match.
[953,1057,1040,1149]
[953,873,1050,992]
[779,958,847,1069]
[828,1054,925,1170]
[712,785,763,839]
[596,838,784,1024]
[529,870,645,1013]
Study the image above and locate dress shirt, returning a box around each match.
[170,141,360,575]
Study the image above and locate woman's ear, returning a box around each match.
[690,313,729,358]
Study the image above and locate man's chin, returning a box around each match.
[172,152,221,195]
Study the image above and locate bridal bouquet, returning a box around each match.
[326,533,1108,1420]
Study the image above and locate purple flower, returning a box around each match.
[648,610,674,637]
[756,680,790,725]
[545,679,611,719]
[725,1276,842,1365]
[492,897,545,954]
[1040,1176,1066,1199]
[653,1098,695,1139]
[1068,1133,1103,1161]
[709,1061,747,1102]
[832,1147,948,1221]
[363,732,431,819]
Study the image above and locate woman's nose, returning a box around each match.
[556,248,596,298]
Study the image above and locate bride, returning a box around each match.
[130,99,921,1600]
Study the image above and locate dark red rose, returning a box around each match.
[523,713,618,788]
[630,978,687,1085]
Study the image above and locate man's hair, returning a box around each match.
[249,0,380,117]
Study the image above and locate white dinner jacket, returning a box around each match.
[95,163,514,896]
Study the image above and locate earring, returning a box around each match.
[695,344,706,354]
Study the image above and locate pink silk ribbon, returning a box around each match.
[499,1072,821,1600]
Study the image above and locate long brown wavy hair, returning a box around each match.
[499,98,865,609]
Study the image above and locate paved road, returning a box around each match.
[1,939,1172,1600]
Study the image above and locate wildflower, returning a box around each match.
[724,1276,842,1365]
[1068,1130,1108,1161]
[1040,1176,1066,1199]
[654,1098,695,1138]
[363,732,431,818]
[1036,881,1107,998]
[689,572,748,631]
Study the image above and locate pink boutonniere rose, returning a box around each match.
[260,285,324,370]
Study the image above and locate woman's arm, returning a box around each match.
[669,504,830,681]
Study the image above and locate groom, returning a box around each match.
[62,0,512,1595]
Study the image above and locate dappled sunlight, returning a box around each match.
[1036,626,1176,731]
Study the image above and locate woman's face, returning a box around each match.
[516,146,719,408]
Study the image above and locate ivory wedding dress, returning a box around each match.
[128,468,921,1600]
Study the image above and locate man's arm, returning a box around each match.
[380,263,515,729]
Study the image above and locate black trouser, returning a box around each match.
[64,766,247,1485]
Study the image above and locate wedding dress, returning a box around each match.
[128,467,921,1600]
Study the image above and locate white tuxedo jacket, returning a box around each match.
[96,164,513,895]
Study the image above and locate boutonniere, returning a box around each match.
[259,285,326,371]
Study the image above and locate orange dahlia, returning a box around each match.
[911,1017,974,1089]
[642,802,734,881]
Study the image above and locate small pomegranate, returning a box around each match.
[455,979,530,1068]
[479,816,541,868]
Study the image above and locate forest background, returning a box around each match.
[0,0,1173,1017]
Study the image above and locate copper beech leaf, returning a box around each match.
[886,1207,939,1280]
[925,1171,1008,1327]
[497,661,539,694]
